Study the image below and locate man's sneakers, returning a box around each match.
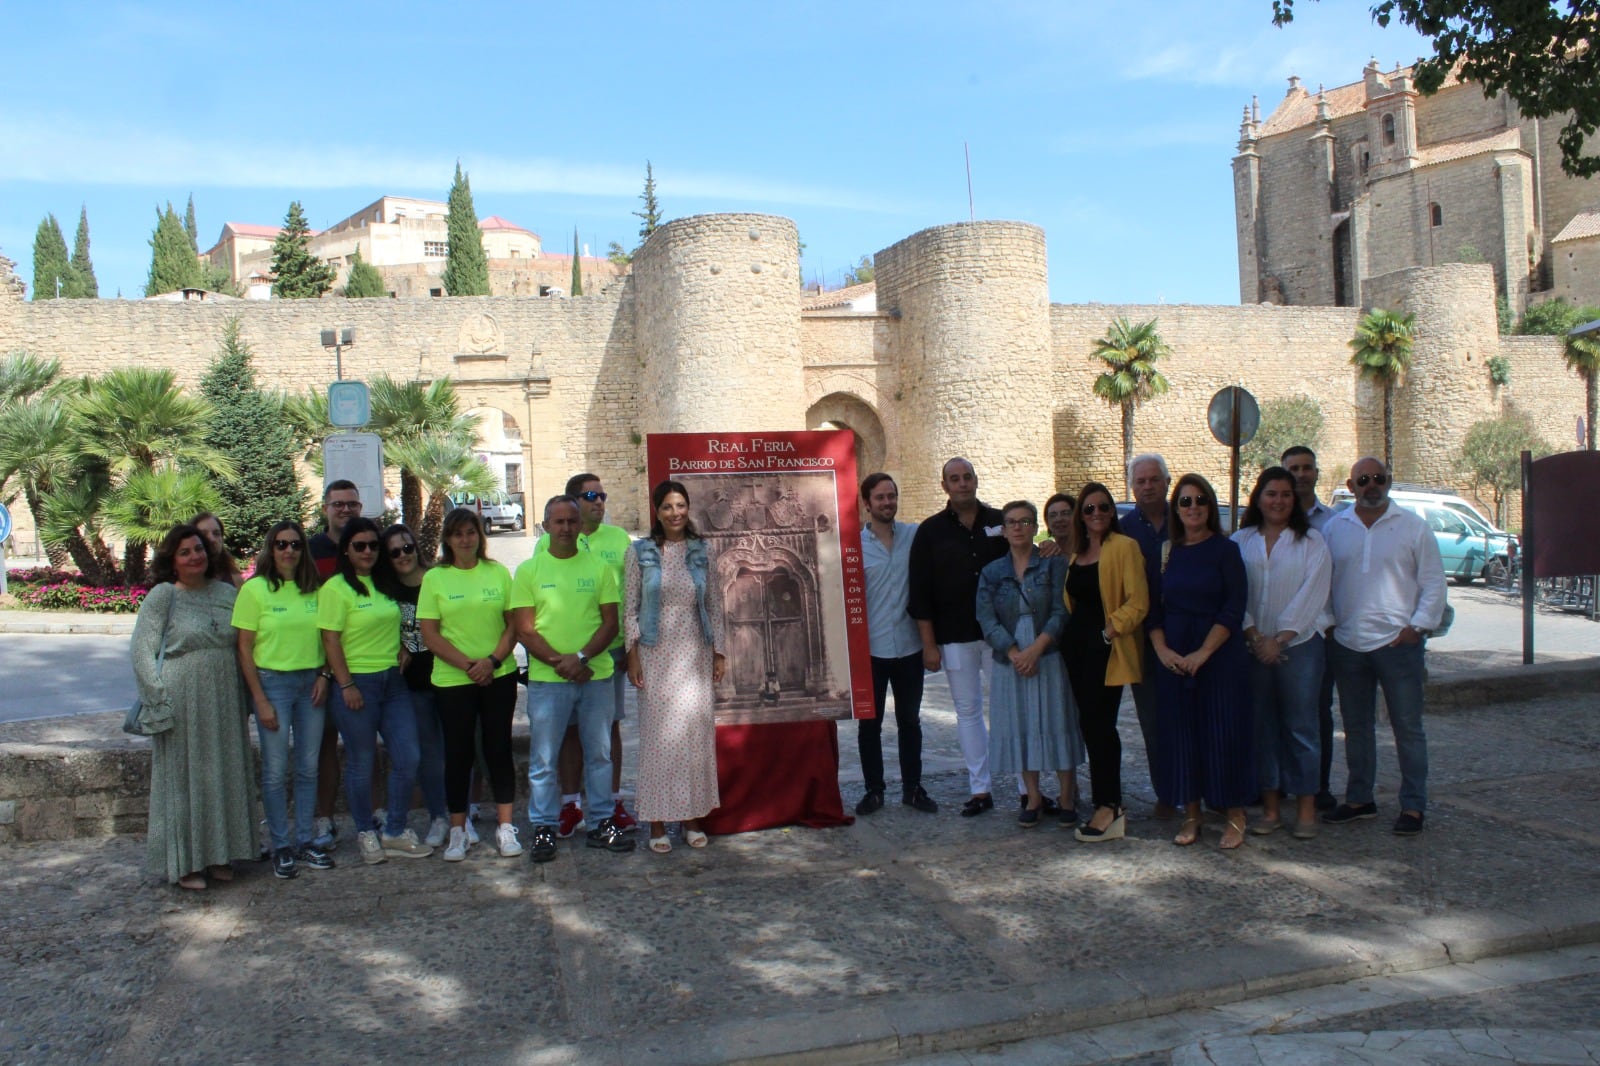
[297,843,335,870]
[381,829,433,859]
[442,825,471,862]
[610,800,638,834]
[903,786,939,813]
[496,823,524,857]
[585,817,636,853]
[1321,801,1379,825]
[529,825,558,863]
[272,847,297,880]
[358,830,386,865]
[854,790,885,816]
[557,802,586,839]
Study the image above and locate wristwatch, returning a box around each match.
[576,651,590,666]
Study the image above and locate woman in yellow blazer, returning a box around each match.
[1063,481,1150,842]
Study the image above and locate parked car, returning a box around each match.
[1330,484,1506,535]
[451,491,525,533]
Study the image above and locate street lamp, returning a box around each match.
[321,327,356,380]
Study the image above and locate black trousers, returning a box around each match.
[1063,638,1124,809]
[859,653,925,795]
[436,673,518,811]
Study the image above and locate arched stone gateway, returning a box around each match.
[805,392,886,481]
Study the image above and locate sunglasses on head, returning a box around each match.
[1177,494,1210,509]
[1355,473,1389,487]
[389,542,417,559]
[1080,502,1115,516]
[579,490,607,502]
[273,539,303,552]
[349,540,379,553]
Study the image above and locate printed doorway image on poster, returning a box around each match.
[647,430,873,727]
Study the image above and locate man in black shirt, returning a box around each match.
[908,458,1007,816]
[310,479,362,579]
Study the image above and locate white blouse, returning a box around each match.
[1230,525,1332,649]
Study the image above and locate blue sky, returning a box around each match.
[0,1,1430,305]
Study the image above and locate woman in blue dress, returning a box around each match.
[1148,474,1254,849]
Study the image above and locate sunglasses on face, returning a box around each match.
[579,490,607,502]
[273,539,303,552]
[349,541,379,553]
[1354,473,1389,487]
[1177,494,1210,509]
[389,543,417,559]
[1080,502,1115,516]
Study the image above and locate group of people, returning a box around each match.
[856,449,1445,848]
[132,474,726,889]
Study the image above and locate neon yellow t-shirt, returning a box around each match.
[509,550,620,683]
[536,523,632,651]
[315,573,401,674]
[231,575,324,672]
[416,560,517,688]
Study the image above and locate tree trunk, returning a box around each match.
[62,529,114,586]
[401,469,424,530]
[1382,383,1395,472]
[23,487,69,568]
[418,491,449,563]
[123,541,148,588]
[1588,372,1597,452]
[1122,402,1136,496]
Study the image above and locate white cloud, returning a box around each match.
[0,116,890,212]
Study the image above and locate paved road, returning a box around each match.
[0,634,133,723]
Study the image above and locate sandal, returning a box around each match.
[648,835,672,854]
[1173,816,1202,846]
[177,873,207,891]
[684,827,709,849]
[1220,818,1247,850]
[206,864,234,882]
[1251,816,1282,836]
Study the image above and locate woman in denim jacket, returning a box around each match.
[976,500,1084,827]
[625,480,726,853]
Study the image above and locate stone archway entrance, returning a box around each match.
[805,392,886,478]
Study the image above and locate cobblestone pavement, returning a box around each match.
[3,676,1599,1063]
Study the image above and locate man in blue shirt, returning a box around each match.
[855,474,938,815]
[1283,444,1338,812]
[1122,453,1172,815]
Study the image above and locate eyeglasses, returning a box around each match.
[1080,502,1115,516]
[349,541,379,553]
[1354,473,1389,487]
[579,490,607,502]
[329,500,362,511]
[389,543,417,559]
[1177,494,1211,509]
[273,539,303,552]
[1002,517,1036,528]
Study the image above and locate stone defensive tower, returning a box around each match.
[875,221,1053,517]
[633,213,804,436]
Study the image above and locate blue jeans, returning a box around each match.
[1249,634,1323,798]
[329,667,419,837]
[526,679,613,827]
[255,668,325,850]
[409,685,447,821]
[1328,638,1429,814]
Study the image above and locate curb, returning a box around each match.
[1426,658,1600,710]
[0,613,134,635]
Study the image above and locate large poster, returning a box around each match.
[646,430,873,725]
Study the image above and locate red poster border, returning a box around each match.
[646,430,873,720]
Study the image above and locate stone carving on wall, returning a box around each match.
[458,312,503,355]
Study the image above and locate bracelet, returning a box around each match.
[1100,631,1113,646]
[488,654,502,669]
[340,681,357,690]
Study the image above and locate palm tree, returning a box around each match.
[1349,308,1416,470]
[1091,317,1171,493]
[387,434,498,560]
[368,377,483,529]
[1563,323,1600,451]
[0,353,68,565]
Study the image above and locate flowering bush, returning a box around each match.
[8,570,148,614]
[7,567,81,588]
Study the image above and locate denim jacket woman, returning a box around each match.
[631,536,715,646]
[976,550,1068,663]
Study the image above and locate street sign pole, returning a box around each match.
[1230,386,1242,534]
[0,502,12,596]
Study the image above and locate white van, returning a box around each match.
[1330,485,1503,533]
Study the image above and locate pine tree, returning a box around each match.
[198,318,308,551]
[441,163,490,296]
[70,207,98,298]
[269,201,336,299]
[145,203,201,296]
[31,214,74,300]
[344,249,387,298]
[183,194,199,253]
[635,161,662,242]
[570,228,584,296]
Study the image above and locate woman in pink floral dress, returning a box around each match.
[625,480,726,853]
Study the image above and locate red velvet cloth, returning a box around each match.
[700,720,855,834]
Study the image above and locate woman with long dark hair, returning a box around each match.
[318,517,431,864]
[1233,467,1331,840]
[625,480,725,852]
[232,520,332,879]
[133,524,257,889]
[192,511,245,589]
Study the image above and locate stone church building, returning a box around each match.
[1234,60,1600,313]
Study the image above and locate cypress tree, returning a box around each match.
[69,207,98,298]
[441,163,489,295]
[184,194,199,252]
[570,228,583,296]
[269,201,336,299]
[343,248,387,298]
[31,214,74,300]
[635,161,661,242]
[198,317,308,551]
[145,203,202,296]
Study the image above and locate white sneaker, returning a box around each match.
[496,823,523,858]
[442,825,470,862]
[381,828,433,859]
[424,817,449,848]
[358,829,386,865]
[465,818,480,844]
[312,816,336,849]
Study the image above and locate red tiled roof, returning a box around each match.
[802,280,875,311]
[1554,210,1600,243]
[1258,65,1464,138]
[479,215,534,235]
[223,222,283,240]
[1417,127,1523,166]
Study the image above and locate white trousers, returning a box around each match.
[942,640,991,795]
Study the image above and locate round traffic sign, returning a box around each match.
[1207,386,1260,447]
[0,501,11,543]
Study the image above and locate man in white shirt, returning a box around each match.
[1321,457,1446,835]
[1282,445,1338,812]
